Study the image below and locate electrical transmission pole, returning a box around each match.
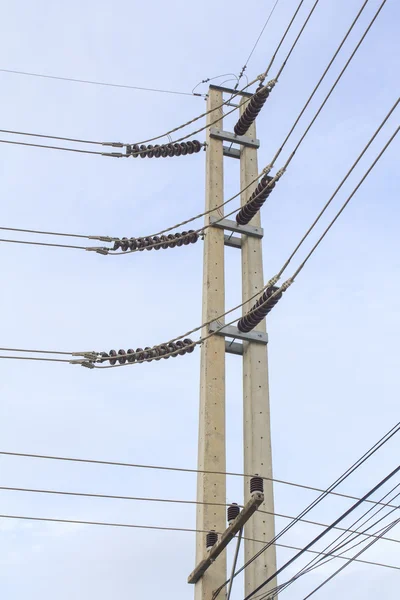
[192,84,277,599]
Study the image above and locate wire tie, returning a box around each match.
[85,246,109,255]
[101,152,126,158]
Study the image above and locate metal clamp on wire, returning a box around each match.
[85,246,109,255]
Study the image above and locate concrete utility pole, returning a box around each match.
[195,87,227,600]
[239,99,277,598]
[193,84,277,600]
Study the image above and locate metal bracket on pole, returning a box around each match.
[225,341,244,356]
[209,84,253,98]
[210,128,260,149]
[224,234,242,249]
[223,146,240,159]
[187,492,264,584]
[210,216,263,239]
[209,322,268,345]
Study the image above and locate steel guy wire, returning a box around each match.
[3,483,399,546]
[131,0,324,147]
[111,3,387,252]
[2,449,399,512]
[0,68,203,97]
[242,464,400,600]
[0,512,397,573]
[2,4,381,254]
[0,0,375,157]
[235,0,286,86]
[211,421,400,599]
[94,130,398,369]
[301,516,400,599]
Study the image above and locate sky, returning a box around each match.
[0,0,399,598]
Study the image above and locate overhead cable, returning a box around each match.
[3,483,398,545]
[301,516,400,599]
[2,448,399,511]
[0,512,397,573]
[211,421,400,599]
[0,68,203,97]
[242,464,400,600]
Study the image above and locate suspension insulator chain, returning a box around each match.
[236,175,276,226]
[126,140,203,158]
[111,230,199,253]
[100,338,195,365]
[237,286,282,333]
[233,85,272,137]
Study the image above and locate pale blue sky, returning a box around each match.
[0,0,399,598]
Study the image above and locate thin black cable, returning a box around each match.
[302,516,400,599]
[258,0,307,83]
[0,511,397,575]
[0,68,202,97]
[3,484,399,546]
[243,464,400,600]
[235,0,283,85]
[264,482,400,598]
[0,226,92,239]
[1,448,398,511]
[212,421,400,599]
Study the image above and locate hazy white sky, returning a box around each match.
[0,1,399,598]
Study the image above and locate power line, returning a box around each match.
[0,68,202,97]
[235,0,284,84]
[243,463,400,600]
[0,237,89,251]
[2,483,398,545]
[2,117,395,372]
[301,516,400,599]
[0,513,397,573]
[1,446,399,510]
[0,138,125,157]
[263,481,400,598]
[211,421,400,599]
[290,124,399,280]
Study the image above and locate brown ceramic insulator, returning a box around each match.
[250,475,264,494]
[120,237,130,252]
[109,349,117,365]
[183,338,195,353]
[236,175,276,226]
[233,85,271,136]
[127,349,136,363]
[237,286,282,333]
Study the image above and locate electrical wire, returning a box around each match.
[0,68,202,97]
[0,512,397,573]
[2,483,398,546]
[211,421,400,599]
[0,237,89,251]
[111,1,387,253]
[129,0,324,147]
[3,124,395,372]
[261,481,400,598]
[0,138,125,157]
[235,0,285,86]
[1,448,399,512]
[242,464,400,600]
[301,516,400,599]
